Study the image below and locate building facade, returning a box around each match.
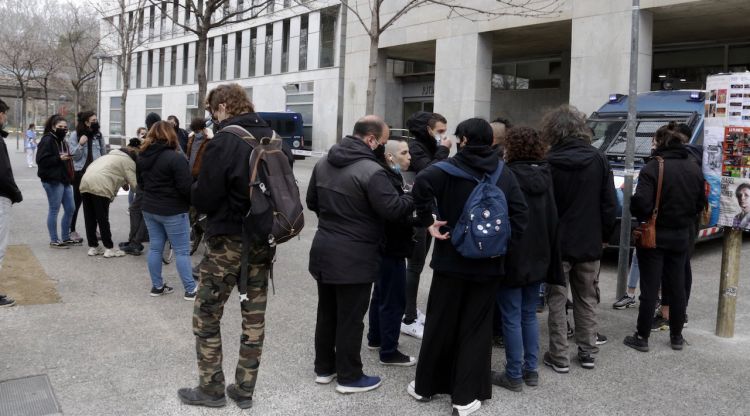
[100,0,750,151]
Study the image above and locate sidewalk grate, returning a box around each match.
[0,375,61,416]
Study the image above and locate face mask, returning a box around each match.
[373,143,386,160]
[90,122,100,132]
[55,128,68,139]
[391,163,401,174]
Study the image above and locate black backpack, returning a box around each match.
[223,125,304,297]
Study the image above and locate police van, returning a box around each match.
[257,111,307,157]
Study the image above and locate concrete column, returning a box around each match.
[307,11,321,70]
[130,54,138,88]
[434,32,492,126]
[175,43,184,85]
[256,25,266,77]
[289,16,301,72]
[227,32,237,80]
[373,50,388,118]
[240,30,251,78]
[272,21,283,74]
[569,0,653,115]
[141,51,149,88]
[187,42,196,84]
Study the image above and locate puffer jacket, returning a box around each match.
[80,149,137,200]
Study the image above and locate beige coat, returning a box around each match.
[80,149,137,200]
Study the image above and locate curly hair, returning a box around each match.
[504,127,547,162]
[540,104,591,146]
[206,83,254,118]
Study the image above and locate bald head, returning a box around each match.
[353,115,390,149]
[491,121,508,147]
[385,139,410,171]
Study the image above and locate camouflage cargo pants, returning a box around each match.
[193,235,272,397]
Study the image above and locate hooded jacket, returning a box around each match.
[412,145,528,281]
[191,112,294,238]
[36,133,73,185]
[306,136,414,284]
[0,129,22,203]
[406,111,449,173]
[379,161,417,259]
[631,145,706,251]
[137,142,192,216]
[503,161,564,287]
[80,149,137,200]
[547,137,617,262]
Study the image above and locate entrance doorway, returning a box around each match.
[403,98,433,129]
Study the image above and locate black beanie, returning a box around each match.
[145,112,161,130]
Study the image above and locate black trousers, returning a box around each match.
[636,247,688,339]
[81,193,112,249]
[71,170,85,232]
[661,220,697,308]
[404,228,432,323]
[314,281,372,384]
[414,272,495,406]
[128,190,148,244]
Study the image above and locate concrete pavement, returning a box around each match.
[0,139,748,416]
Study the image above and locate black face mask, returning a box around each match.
[373,143,386,160]
[54,128,68,139]
[90,122,100,133]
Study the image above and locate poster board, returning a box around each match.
[719,126,750,230]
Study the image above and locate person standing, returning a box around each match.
[402,111,450,339]
[68,111,105,244]
[407,118,528,416]
[136,121,196,299]
[25,124,37,168]
[542,105,617,373]
[178,83,293,409]
[307,116,414,394]
[0,99,22,307]
[36,115,76,248]
[490,127,563,392]
[186,117,214,178]
[624,123,706,352]
[366,138,417,366]
[167,115,189,154]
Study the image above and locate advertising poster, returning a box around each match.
[704,73,750,227]
[718,126,750,230]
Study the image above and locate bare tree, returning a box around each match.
[94,0,150,138]
[337,0,562,113]
[59,2,102,116]
[154,0,274,115]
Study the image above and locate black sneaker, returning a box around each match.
[492,335,505,348]
[150,285,174,297]
[0,294,16,308]
[226,384,253,409]
[578,352,595,369]
[522,369,539,387]
[366,341,381,351]
[177,387,226,407]
[123,244,142,256]
[49,241,69,249]
[543,352,569,374]
[184,291,196,301]
[379,350,416,367]
[491,370,523,392]
[651,315,669,332]
[118,241,130,249]
[596,333,608,345]
[670,335,685,351]
[61,239,82,246]
[623,332,650,352]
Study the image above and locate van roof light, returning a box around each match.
[609,94,626,103]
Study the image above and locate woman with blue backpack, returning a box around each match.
[407,118,528,416]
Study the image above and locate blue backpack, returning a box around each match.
[434,161,511,259]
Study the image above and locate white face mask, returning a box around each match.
[434,132,444,145]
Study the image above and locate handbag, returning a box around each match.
[633,156,663,249]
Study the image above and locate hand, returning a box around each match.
[60,154,71,161]
[428,220,450,240]
[440,136,452,148]
[122,184,130,191]
[79,135,89,145]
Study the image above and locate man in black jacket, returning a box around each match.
[0,99,22,307]
[307,116,414,394]
[178,83,291,410]
[541,105,617,373]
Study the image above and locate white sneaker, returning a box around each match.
[103,248,125,258]
[314,373,337,384]
[407,381,430,402]
[87,246,104,256]
[453,400,481,416]
[417,309,427,326]
[400,321,424,339]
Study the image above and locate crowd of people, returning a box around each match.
[0,85,707,415]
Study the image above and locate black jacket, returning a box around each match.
[36,133,73,185]
[176,127,189,154]
[547,137,617,262]
[379,162,416,259]
[191,113,294,238]
[0,130,22,203]
[406,112,449,173]
[412,145,528,281]
[306,136,414,284]
[631,145,706,251]
[503,161,564,287]
[137,142,192,215]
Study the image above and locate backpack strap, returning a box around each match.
[488,161,504,184]
[434,161,480,183]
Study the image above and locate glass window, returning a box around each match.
[136,52,142,88]
[145,94,162,118]
[220,34,228,81]
[115,55,122,90]
[491,59,561,90]
[234,33,242,79]
[170,46,177,85]
[182,43,189,84]
[186,92,197,108]
[158,48,165,86]
[264,24,273,75]
[248,29,257,77]
[728,44,750,73]
[244,87,253,102]
[172,0,179,33]
[147,50,153,88]
[319,8,336,68]
[237,0,244,20]
[208,37,215,81]
[651,46,724,90]
[299,15,308,71]
[109,97,122,136]
[286,82,314,147]
[281,19,290,73]
[160,1,167,39]
[149,5,155,38]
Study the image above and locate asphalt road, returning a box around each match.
[1,141,748,416]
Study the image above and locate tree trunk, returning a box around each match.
[365,34,379,115]
[196,30,209,116]
[74,87,81,118]
[43,78,49,116]
[121,53,133,138]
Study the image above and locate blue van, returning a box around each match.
[586,90,720,245]
[257,112,306,156]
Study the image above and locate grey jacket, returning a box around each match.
[69,131,105,171]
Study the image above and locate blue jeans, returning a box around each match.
[41,181,74,243]
[142,212,195,293]
[496,282,541,380]
[628,250,640,290]
[367,255,406,358]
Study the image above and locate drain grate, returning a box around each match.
[0,375,61,416]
